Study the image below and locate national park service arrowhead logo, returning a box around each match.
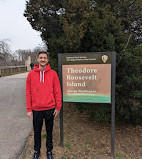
[102,55,108,63]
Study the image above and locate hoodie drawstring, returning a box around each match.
[43,71,45,83]
[40,71,45,83]
[40,71,42,82]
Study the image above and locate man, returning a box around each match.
[30,62,34,70]
[26,51,62,159]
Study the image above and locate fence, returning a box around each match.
[0,65,27,77]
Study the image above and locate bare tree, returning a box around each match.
[0,39,47,66]
[14,44,47,65]
[0,39,13,66]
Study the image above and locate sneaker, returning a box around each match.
[47,151,53,159]
[33,151,40,159]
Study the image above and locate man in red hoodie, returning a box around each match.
[26,51,62,159]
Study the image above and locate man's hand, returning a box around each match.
[27,111,33,118]
[53,110,60,118]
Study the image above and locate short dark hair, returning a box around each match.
[38,51,48,58]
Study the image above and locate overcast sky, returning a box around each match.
[0,0,43,52]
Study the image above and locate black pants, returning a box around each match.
[33,108,55,152]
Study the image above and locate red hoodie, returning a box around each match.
[26,64,62,112]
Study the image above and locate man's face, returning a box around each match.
[37,53,49,67]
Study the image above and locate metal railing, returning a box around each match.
[0,65,27,77]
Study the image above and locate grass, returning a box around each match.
[83,142,91,148]
[116,153,122,158]
[41,134,47,139]
[65,142,71,149]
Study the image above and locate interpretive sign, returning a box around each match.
[62,53,112,103]
[58,52,116,157]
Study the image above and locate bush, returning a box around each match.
[76,103,111,123]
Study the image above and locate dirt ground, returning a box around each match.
[23,103,142,159]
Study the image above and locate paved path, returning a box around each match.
[0,72,32,159]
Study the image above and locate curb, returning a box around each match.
[18,131,33,159]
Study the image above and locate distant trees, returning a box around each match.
[24,0,142,124]
[14,45,47,65]
[0,39,46,66]
[0,39,13,66]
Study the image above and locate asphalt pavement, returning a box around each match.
[0,72,32,159]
